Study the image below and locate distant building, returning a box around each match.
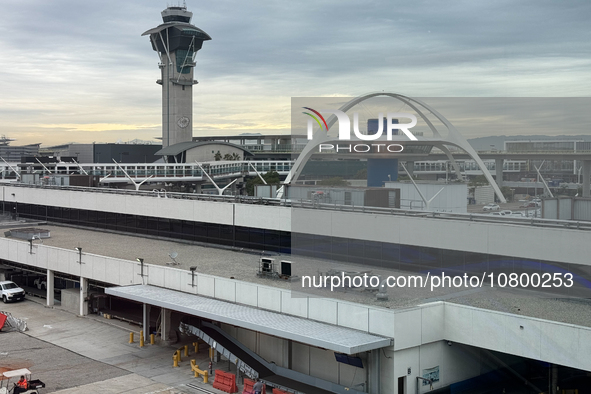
[40,143,162,163]
[505,139,585,180]
[0,136,40,162]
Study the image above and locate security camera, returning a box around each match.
[447,341,452,346]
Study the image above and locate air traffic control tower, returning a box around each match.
[143,4,211,148]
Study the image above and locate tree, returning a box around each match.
[214,151,222,161]
[223,152,241,161]
[353,168,367,179]
[245,171,280,195]
[500,186,513,201]
[468,175,489,188]
[318,177,350,187]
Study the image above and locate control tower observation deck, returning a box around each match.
[143,5,211,148]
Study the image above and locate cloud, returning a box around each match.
[0,0,590,146]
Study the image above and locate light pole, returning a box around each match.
[75,247,83,264]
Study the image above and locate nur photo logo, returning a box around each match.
[302,107,418,153]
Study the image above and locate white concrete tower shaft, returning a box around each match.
[143,5,211,148]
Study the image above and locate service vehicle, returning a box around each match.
[33,278,46,291]
[0,368,45,394]
[0,281,25,303]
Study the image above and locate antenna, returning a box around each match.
[167,251,179,266]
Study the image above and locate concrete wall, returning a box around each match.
[2,185,289,231]
[60,288,79,315]
[443,302,591,372]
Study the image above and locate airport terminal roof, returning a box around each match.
[5,224,591,329]
[106,284,392,354]
[155,141,254,157]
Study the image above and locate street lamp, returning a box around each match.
[75,247,83,264]
[190,266,197,287]
[137,258,145,278]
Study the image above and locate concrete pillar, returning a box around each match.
[551,363,558,394]
[46,269,54,307]
[143,304,151,339]
[79,277,88,316]
[495,158,504,188]
[406,161,414,177]
[583,160,591,197]
[161,308,172,343]
[195,183,202,194]
[283,340,292,369]
[368,349,380,394]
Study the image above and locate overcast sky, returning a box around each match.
[1,0,590,146]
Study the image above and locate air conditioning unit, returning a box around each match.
[260,258,275,273]
[280,261,292,277]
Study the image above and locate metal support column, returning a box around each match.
[161,308,171,343]
[406,161,414,178]
[368,348,380,394]
[143,303,151,340]
[583,160,591,197]
[46,269,54,307]
[79,277,88,316]
[495,158,504,188]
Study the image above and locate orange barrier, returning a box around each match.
[272,388,289,394]
[213,370,238,393]
[242,378,266,394]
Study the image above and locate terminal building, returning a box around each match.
[2,182,591,393]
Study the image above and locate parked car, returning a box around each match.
[510,211,526,217]
[520,202,539,208]
[34,277,46,290]
[482,204,500,211]
[0,281,25,303]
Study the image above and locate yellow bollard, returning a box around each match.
[150,333,155,345]
[193,341,199,353]
[172,352,179,368]
[184,344,189,357]
[176,349,182,362]
[190,360,209,383]
[140,331,144,348]
[129,332,134,343]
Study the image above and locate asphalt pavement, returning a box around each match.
[0,297,231,394]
